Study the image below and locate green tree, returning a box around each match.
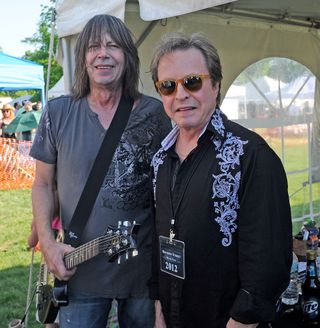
[267,58,309,83]
[235,58,272,85]
[23,0,63,93]
[236,57,309,85]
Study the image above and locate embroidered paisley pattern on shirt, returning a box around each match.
[152,108,248,247]
[211,108,248,247]
[151,149,167,202]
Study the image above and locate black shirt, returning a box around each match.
[151,108,292,327]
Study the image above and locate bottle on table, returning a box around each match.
[302,249,320,326]
[282,252,300,306]
[275,252,302,327]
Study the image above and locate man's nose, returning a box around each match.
[97,45,110,57]
[175,82,189,99]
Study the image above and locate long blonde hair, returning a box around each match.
[1,104,15,121]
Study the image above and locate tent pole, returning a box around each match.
[41,88,46,107]
[307,120,314,220]
[46,9,56,102]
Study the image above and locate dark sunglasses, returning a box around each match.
[155,74,211,96]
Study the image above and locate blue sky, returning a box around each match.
[0,0,52,58]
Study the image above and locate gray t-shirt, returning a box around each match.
[30,94,171,298]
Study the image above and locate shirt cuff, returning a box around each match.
[229,288,277,324]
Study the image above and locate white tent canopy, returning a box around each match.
[55,0,320,98]
[48,76,65,99]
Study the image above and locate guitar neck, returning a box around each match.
[39,262,48,284]
[63,235,118,270]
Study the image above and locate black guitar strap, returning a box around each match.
[64,95,134,247]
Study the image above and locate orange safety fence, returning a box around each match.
[0,137,35,190]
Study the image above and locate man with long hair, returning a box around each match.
[30,15,171,327]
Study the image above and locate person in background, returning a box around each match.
[22,100,33,112]
[13,102,21,116]
[30,14,171,328]
[150,32,292,328]
[0,104,16,138]
[21,101,33,141]
[32,100,43,111]
[21,100,27,108]
[0,101,3,120]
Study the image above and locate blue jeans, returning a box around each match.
[59,297,155,328]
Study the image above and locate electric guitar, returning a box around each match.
[36,221,139,324]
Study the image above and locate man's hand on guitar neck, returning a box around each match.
[41,240,76,281]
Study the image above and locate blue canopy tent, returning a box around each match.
[0,52,45,105]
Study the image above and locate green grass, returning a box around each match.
[284,142,320,234]
[255,131,320,234]
[0,189,42,328]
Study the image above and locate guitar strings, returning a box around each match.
[64,233,131,268]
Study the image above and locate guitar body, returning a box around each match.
[36,284,61,324]
[36,221,139,324]
[36,258,68,324]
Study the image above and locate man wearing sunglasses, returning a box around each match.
[150,33,292,328]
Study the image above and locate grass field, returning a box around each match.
[256,131,320,233]
[0,189,42,328]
